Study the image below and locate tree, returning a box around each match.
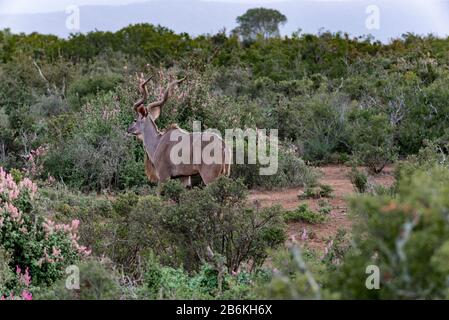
[233,8,287,42]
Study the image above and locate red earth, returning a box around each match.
[249,165,395,251]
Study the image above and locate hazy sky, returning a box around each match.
[0,0,448,41]
[0,0,147,14]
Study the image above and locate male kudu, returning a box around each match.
[127,75,231,186]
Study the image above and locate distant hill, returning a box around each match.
[0,0,448,42]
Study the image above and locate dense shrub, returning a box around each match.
[331,165,449,299]
[44,91,146,191]
[284,204,327,224]
[348,167,369,193]
[3,20,449,301]
[348,109,397,173]
[231,147,319,190]
[128,177,286,273]
[140,254,266,300]
[67,73,123,110]
[299,184,334,199]
[0,246,13,294]
[0,168,89,286]
[35,258,122,300]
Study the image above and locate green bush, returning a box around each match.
[318,200,333,215]
[44,91,146,191]
[348,110,397,174]
[0,246,14,293]
[299,184,334,199]
[67,73,123,110]
[261,246,336,300]
[35,258,122,300]
[232,147,318,190]
[284,204,327,224]
[130,177,286,272]
[331,165,449,299]
[348,167,369,193]
[140,255,266,300]
[158,179,186,203]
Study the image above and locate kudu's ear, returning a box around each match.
[149,106,161,120]
[136,105,148,118]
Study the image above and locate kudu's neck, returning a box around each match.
[142,117,162,162]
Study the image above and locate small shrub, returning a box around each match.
[261,246,336,299]
[35,258,122,300]
[319,184,334,198]
[299,184,334,199]
[284,204,327,224]
[348,167,368,193]
[158,179,186,203]
[318,200,333,215]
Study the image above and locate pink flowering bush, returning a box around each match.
[1,266,33,300]
[23,146,48,180]
[0,167,90,286]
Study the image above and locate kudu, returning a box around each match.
[127,75,231,186]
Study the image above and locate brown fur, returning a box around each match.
[144,152,159,183]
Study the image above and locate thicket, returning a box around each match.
[2,23,449,300]
[1,27,449,191]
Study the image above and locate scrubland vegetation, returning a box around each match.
[1,11,449,299]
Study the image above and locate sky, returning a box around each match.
[0,0,448,42]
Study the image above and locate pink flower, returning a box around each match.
[300,228,308,241]
[21,268,32,287]
[19,178,38,197]
[21,290,32,301]
[52,246,61,257]
[71,219,80,230]
[6,203,22,223]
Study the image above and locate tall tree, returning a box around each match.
[233,8,287,41]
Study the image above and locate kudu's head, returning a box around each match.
[127,74,186,140]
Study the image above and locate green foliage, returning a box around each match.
[232,147,319,190]
[44,91,146,191]
[141,256,266,300]
[284,204,327,224]
[126,177,286,272]
[299,184,334,199]
[67,73,123,110]
[348,109,397,173]
[0,246,14,293]
[158,179,186,203]
[331,165,449,299]
[348,167,369,193]
[35,259,122,300]
[318,200,333,215]
[261,246,336,299]
[3,17,449,300]
[0,172,87,287]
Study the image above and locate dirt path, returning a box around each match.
[249,166,395,252]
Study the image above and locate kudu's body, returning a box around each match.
[128,75,231,186]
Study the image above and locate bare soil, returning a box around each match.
[249,165,395,252]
